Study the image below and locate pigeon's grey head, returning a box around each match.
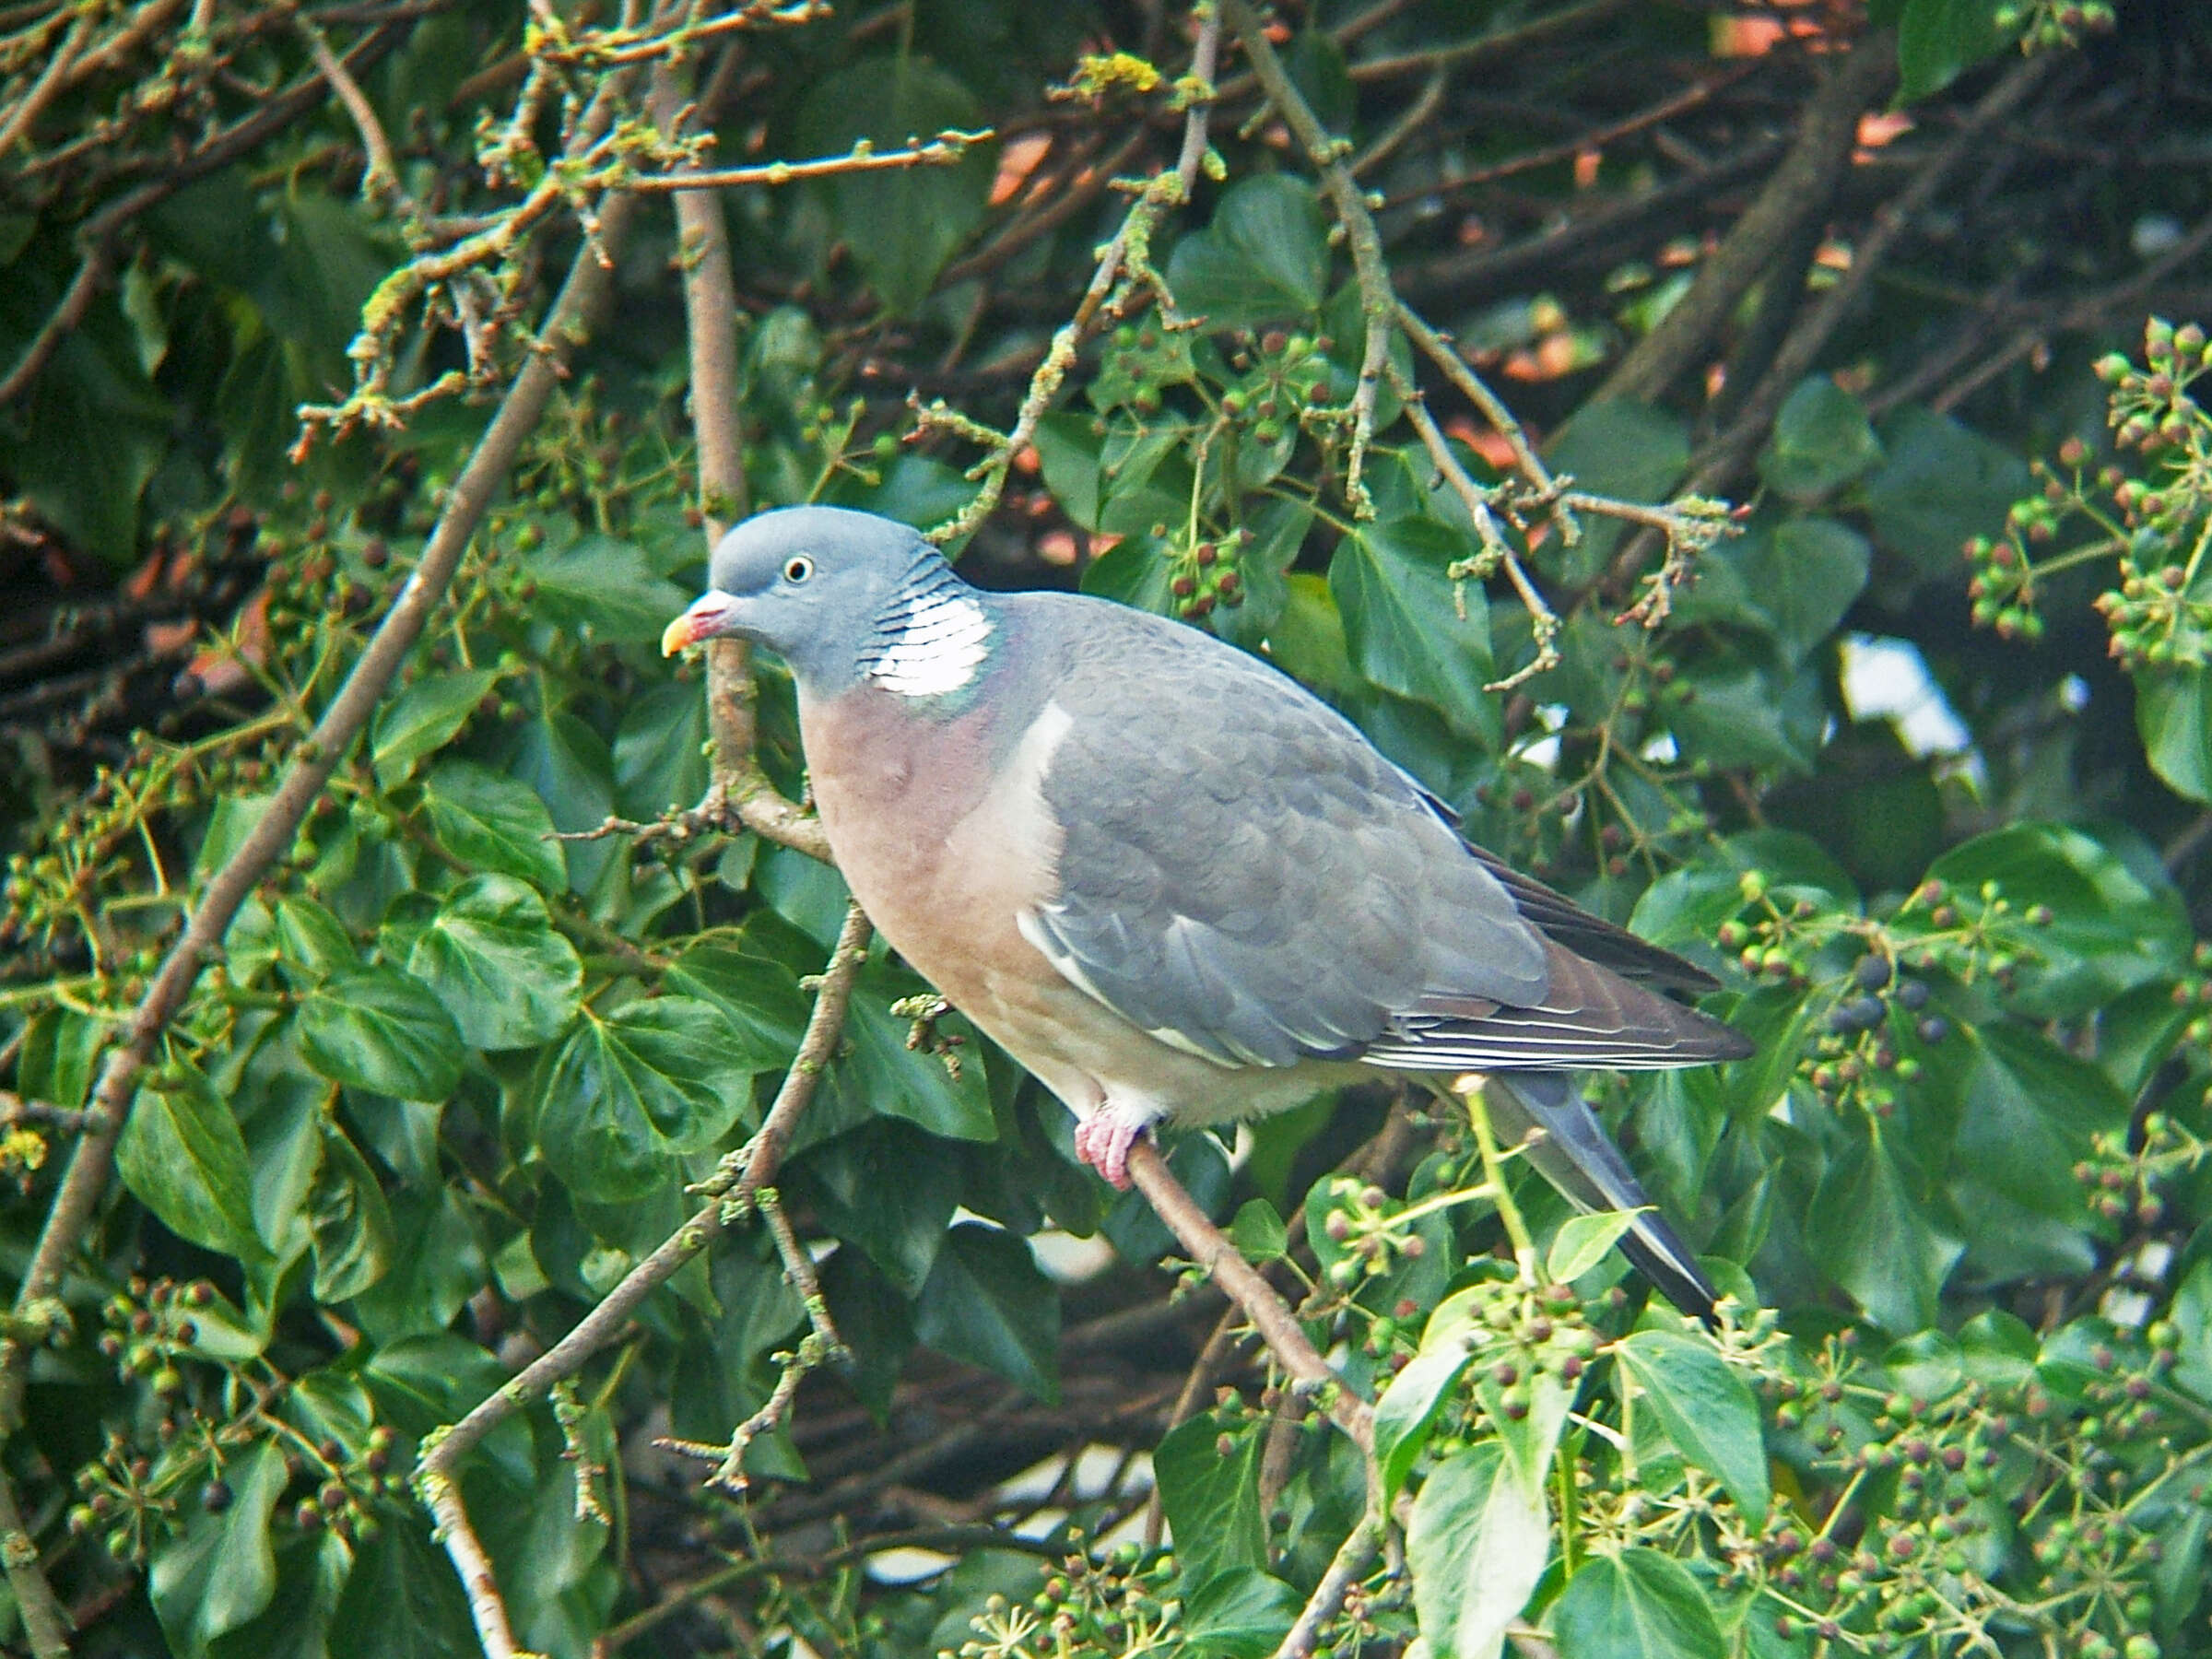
[662,505,946,688]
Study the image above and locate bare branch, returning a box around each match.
[623,127,993,190]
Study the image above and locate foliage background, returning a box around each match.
[4,0,2212,1655]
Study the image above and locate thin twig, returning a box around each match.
[923,6,1220,545]
[1124,1139,1374,1454]
[0,8,88,156]
[1271,1501,1383,1659]
[296,12,406,206]
[623,127,992,190]
[418,905,871,1658]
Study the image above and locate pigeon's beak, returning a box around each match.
[662,591,741,656]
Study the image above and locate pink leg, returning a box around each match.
[1072,1099,1156,1191]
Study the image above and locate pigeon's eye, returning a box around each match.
[782,556,814,583]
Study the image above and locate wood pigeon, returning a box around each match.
[664,506,1752,1317]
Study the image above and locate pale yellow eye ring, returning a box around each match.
[783,556,814,583]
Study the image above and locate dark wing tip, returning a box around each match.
[1618,1218,1722,1327]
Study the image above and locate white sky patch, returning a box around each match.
[1516,702,1571,771]
[1839,634,1974,758]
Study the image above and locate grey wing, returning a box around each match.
[1019,614,1549,1068]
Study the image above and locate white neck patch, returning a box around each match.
[866,590,994,697]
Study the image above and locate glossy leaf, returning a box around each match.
[537,997,758,1199]
[371,668,495,787]
[1547,1210,1644,1286]
[295,967,465,1102]
[1861,404,2030,581]
[117,1072,265,1262]
[1330,516,1496,740]
[308,1120,394,1301]
[912,1221,1060,1402]
[405,875,584,1050]
[1759,377,1882,502]
[150,1440,286,1656]
[529,533,691,645]
[1166,174,1329,328]
[327,1513,478,1659]
[794,58,996,313]
[818,959,995,1142]
[1406,1441,1549,1659]
[1896,0,2008,102]
[1374,1340,1474,1500]
[420,760,566,889]
[1548,1547,1724,1658]
[1180,1567,1301,1659]
[2138,665,2212,804]
[1617,1329,1771,1524]
[1154,1415,1266,1585]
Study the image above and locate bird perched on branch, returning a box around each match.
[665,506,1752,1319]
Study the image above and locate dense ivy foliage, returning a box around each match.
[5,1,2212,1656]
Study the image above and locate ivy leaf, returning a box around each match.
[794,58,995,314]
[1896,0,2008,102]
[1862,405,2030,582]
[1912,823,2189,1016]
[1154,1415,1266,1586]
[1807,1135,1964,1331]
[405,875,584,1051]
[421,760,566,889]
[1758,376,1883,502]
[149,1440,287,1657]
[912,1222,1060,1403]
[308,1121,394,1302]
[1374,1341,1474,1500]
[296,968,465,1102]
[529,534,691,645]
[1735,516,1871,665]
[1330,516,1496,742]
[326,1512,478,1659]
[1548,1547,1724,1658]
[818,959,996,1142]
[1166,175,1329,328]
[1547,1210,1644,1286]
[117,1071,266,1263]
[1406,1441,1549,1659]
[1180,1567,1301,1659]
[371,669,495,787]
[2137,666,2212,805]
[663,945,811,1068]
[1617,1329,1771,1524]
[537,997,756,1199]
[272,896,361,985]
[613,678,711,824]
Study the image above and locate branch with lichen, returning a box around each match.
[920,5,1222,547]
[420,903,871,1659]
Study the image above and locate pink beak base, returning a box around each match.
[662,592,735,656]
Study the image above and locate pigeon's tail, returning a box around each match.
[1481,1070,1719,1326]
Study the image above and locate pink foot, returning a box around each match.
[1073,1102,1154,1190]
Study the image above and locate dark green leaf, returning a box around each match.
[1735,516,1871,665]
[1665,663,1822,775]
[1226,1197,1288,1263]
[1548,1547,1724,1659]
[793,1121,961,1296]
[1406,1441,1549,1659]
[405,875,584,1050]
[529,533,693,645]
[150,1441,286,1657]
[272,897,360,985]
[327,1513,478,1659]
[18,1007,104,1110]
[1896,0,2008,102]
[421,760,566,889]
[1182,1568,1302,1659]
[1807,1135,1963,1331]
[1913,823,2189,1016]
[1166,175,1330,328]
[537,997,758,1199]
[206,1531,350,1659]
[295,968,465,1102]
[794,59,996,313]
[1330,516,1496,740]
[371,669,496,787]
[1154,1416,1265,1584]
[613,679,710,823]
[2138,666,2212,804]
[1617,1330,1770,1524]
[913,1222,1060,1402]
[118,1072,265,1262]
[820,959,996,1142]
[1862,406,2030,582]
[308,1122,394,1302]
[663,945,811,1068]
[1758,377,1883,502]
[349,1185,489,1343]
